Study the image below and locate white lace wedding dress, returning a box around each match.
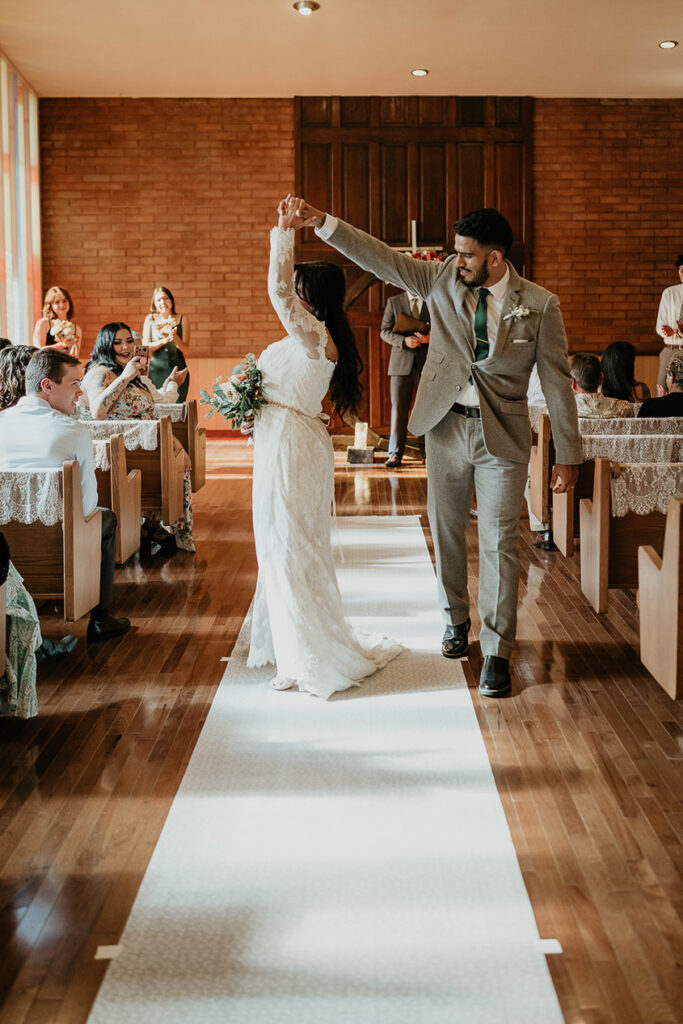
[246,227,403,699]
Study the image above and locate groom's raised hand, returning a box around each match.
[298,198,326,229]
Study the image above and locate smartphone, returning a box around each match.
[134,344,146,360]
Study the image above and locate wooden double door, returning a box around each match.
[295,95,533,430]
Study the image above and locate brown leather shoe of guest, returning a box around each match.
[385,454,402,468]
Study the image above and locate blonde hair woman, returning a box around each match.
[32,286,82,357]
[141,286,190,402]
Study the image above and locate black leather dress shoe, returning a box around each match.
[533,529,557,551]
[86,613,131,644]
[385,454,402,468]
[479,656,512,698]
[442,618,471,659]
[35,635,78,664]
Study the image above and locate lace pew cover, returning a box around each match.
[610,462,683,517]
[528,404,548,434]
[582,434,682,464]
[82,419,160,450]
[0,470,62,526]
[579,416,683,436]
[152,404,186,423]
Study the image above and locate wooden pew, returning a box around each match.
[126,417,185,525]
[638,498,683,699]
[0,462,102,621]
[172,400,206,492]
[552,430,680,557]
[529,412,552,527]
[94,434,142,565]
[579,458,669,614]
[553,462,595,557]
[84,417,185,527]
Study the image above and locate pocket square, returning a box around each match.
[512,339,534,344]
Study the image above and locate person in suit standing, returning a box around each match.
[380,290,429,467]
[294,199,581,698]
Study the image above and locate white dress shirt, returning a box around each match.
[457,266,510,407]
[0,395,99,516]
[656,283,683,345]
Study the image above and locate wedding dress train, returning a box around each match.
[246,227,403,699]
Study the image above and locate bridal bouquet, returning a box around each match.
[154,315,179,341]
[49,319,75,342]
[199,353,268,429]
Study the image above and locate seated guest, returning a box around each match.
[32,286,82,357]
[638,352,683,418]
[79,322,187,420]
[0,338,12,351]
[601,341,651,403]
[79,323,194,554]
[570,352,634,418]
[0,349,130,642]
[0,345,38,410]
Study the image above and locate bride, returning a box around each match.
[246,196,403,699]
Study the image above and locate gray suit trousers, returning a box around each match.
[389,367,425,458]
[426,412,528,659]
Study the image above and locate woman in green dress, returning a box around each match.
[142,286,190,402]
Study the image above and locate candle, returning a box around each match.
[411,219,417,253]
[354,421,369,448]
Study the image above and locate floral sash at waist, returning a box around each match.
[267,400,330,425]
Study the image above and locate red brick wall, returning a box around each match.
[39,98,294,360]
[40,96,682,364]
[533,98,683,354]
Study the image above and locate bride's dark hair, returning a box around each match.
[294,261,362,420]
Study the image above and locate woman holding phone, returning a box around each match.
[79,322,187,420]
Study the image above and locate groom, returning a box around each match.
[298,200,581,697]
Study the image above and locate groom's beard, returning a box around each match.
[459,257,490,289]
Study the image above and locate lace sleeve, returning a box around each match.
[268,227,327,358]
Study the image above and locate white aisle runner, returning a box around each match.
[88,516,563,1024]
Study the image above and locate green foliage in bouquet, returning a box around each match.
[199,353,268,428]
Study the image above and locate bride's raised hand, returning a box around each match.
[277,194,317,231]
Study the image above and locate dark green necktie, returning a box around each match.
[473,287,490,362]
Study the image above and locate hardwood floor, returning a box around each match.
[0,440,681,1024]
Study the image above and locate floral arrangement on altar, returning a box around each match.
[410,249,447,262]
[199,354,268,430]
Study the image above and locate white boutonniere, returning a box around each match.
[503,304,536,322]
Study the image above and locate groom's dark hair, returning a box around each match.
[453,209,513,256]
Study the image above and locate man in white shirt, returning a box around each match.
[0,348,130,642]
[655,254,683,388]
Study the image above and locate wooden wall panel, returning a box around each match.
[295,95,532,430]
[342,144,371,233]
[381,145,410,246]
[418,144,447,246]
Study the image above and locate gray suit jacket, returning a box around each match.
[380,293,429,376]
[320,218,582,465]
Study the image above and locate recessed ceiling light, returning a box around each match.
[293,1,320,14]
[659,40,678,49]
[411,69,429,77]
